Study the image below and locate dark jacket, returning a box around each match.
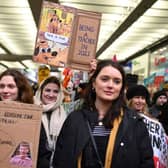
[37,123,52,168]
[158,103,168,135]
[149,105,161,118]
[53,107,154,168]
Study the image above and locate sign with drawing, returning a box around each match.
[33,0,101,71]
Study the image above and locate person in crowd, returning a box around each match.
[157,101,168,135]
[154,89,168,135]
[0,69,37,167]
[53,59,154,168]
[34,76,67,168]
[162,88,168,97]
[0,69,34,103]
[10,141,32,167]
[149,89,168,118]
[89,58,97,78]
[74,82,88,110]
[0,69,65,168]
[126,84,150,114]
[126,84,168,168]
[77,82,88,98]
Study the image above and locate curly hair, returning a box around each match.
[0,69,34,104]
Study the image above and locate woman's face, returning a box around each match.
[131,96,146,112]
[0,75,18,101]
[156,95,167,106]
[93,66,122,103]
[41,83,59,105]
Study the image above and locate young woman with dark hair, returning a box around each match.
[53,60,154,168]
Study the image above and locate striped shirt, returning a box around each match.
[92,122,111,165]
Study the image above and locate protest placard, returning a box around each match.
[0,101,42,168]
[32,0,101,71]
[141,114,168,168]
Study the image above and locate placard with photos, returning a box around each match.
[0,101,42,168]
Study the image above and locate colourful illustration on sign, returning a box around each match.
[33,1,75,67]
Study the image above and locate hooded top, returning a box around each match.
[126,84,150,105]
[152,90,167,105]
[34,76,67,150]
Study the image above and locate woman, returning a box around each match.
[126,84,150,114]
[126,84,168,168]
[0,69,38,167]
[149,89,168,118]
[53,60,154,168]
[34,76,67,168]
[0,69,52,168]
[0,69,34,103]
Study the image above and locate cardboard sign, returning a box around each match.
[68,9,101,71]
[32,0,101,71]
[0,101,42,168]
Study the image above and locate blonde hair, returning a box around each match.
[127,99,149,115]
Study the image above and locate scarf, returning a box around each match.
[34,80,67,151]
[104,111,123,168]
[42,103,66,150]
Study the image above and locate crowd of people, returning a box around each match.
[0,59,168,168]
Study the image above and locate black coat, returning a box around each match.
[53,107,154,168]
[37,123,52,168]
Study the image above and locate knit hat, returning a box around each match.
[126,84,150,104]
[152,90,167,104]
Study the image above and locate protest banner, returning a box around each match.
[0,101,42,168]
[32,0,101,71]
[141,114,168,168]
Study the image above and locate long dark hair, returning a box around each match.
[0,69,34,104]
[84,59,126,128]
